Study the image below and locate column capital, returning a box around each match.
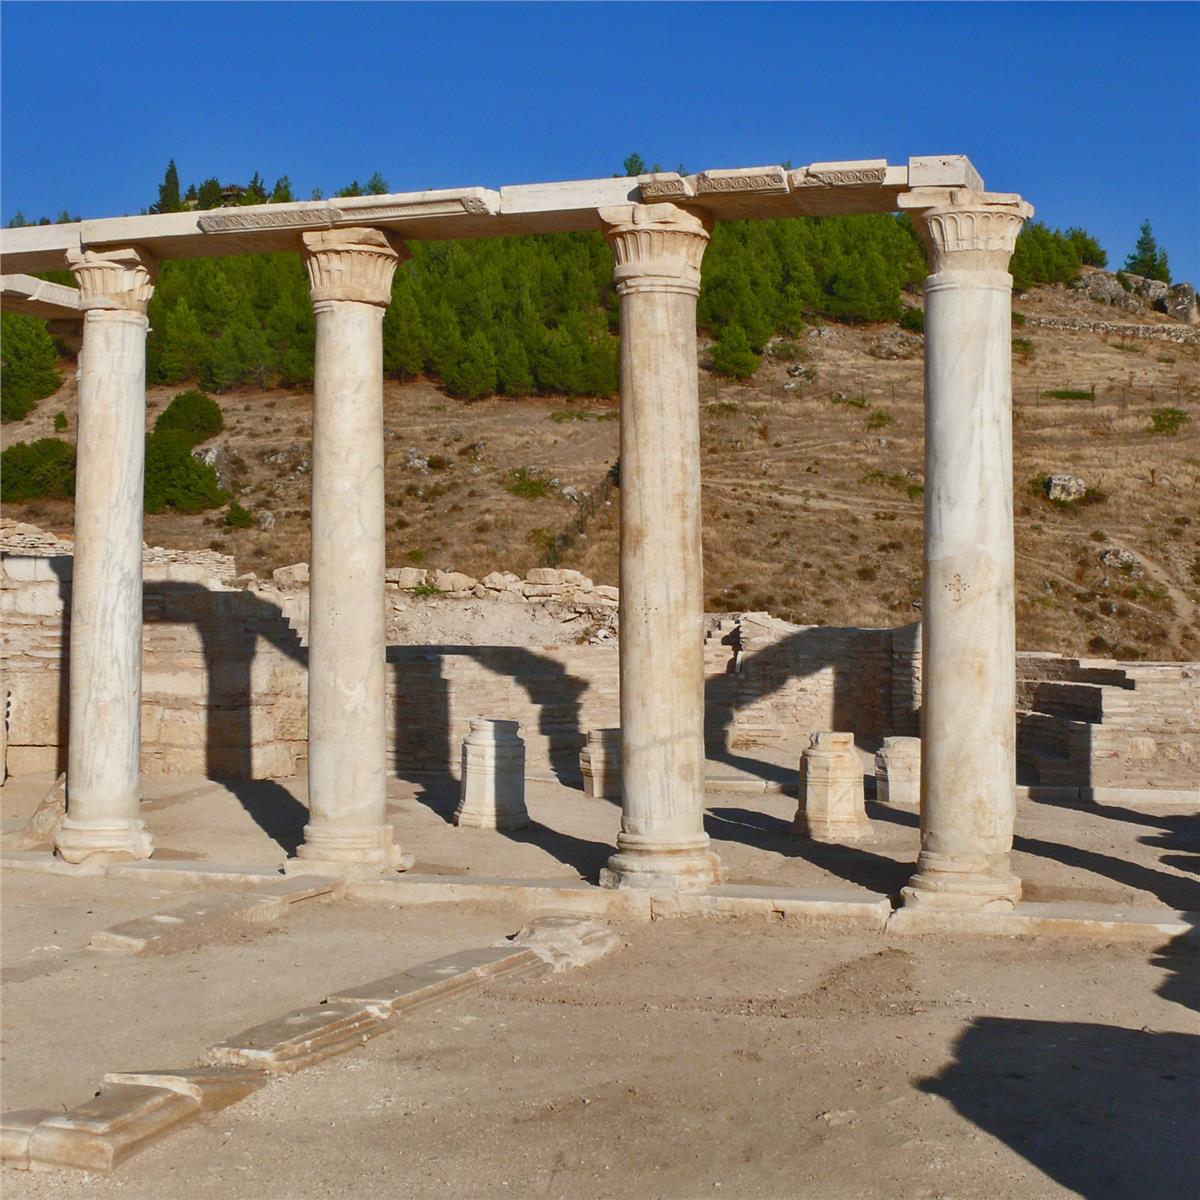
[899,188,1034,274]
[66,247,156,313]
[301,226,409,306]
[599,202,712,296]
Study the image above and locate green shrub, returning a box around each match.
[1012,336,1034,358]
[550,410,591,423]
[225,501,253,528]
[506,468,549,499]
[899,307,924,333]
[866,409,893,430]
[426,453,450,471]
[412,582,444,597]
[0,437,75,502]
[1149,407,1189,436]
[0,313,62,422]
[1043,389,1092,401]
[144,429,226,513]
[1012,311,1027,327]
[53,411,68,432]
[710,324,760,379]
[772,339,804,361]
[153,389,223,445]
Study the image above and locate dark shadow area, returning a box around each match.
[704,621,910,786]
[1154,917,1200,1015]
[389,644,590,788]
[705,805,913,898]
[923,1017,1200,1200]
[154,582,311,856]
[404,772,614,882]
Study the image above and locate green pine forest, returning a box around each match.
[3,161,1115,423]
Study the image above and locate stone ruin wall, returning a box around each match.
[2,535,1195,800]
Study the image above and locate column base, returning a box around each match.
[793,814,874,843]
[901,851,1021,912]
[599,833,724,893]
[283,823,412,879]
[53,817,154,866]
[453,807,530,832]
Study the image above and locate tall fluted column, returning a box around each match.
[898,188,1034,911]
[287,227,409,876]
[597,203,722,892]
[55,248,156,865]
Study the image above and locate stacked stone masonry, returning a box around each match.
[2,543,1194,801]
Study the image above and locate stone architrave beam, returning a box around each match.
[898,187,1034,912]
[0,156,985,272]
[0,273,83,321]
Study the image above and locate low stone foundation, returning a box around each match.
[2,529,1195,802]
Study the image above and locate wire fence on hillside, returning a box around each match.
[538,469,617,567]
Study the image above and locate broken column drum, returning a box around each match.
[580,728,622,800]
[288,228,409,876]
[54,248,157,865]
[899,189,1034,911]
[794,732,872,842]
[598,203,723,892]
[454,719,529,830]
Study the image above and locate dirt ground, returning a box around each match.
[3,766,1199,1198]
[2,910,1196,1200]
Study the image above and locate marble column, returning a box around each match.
[597,203,722,892]
[287,227,409,876]
[55,248,156,865]
[898,188,1034,911]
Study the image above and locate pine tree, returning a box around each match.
[365,172,389,195]
[156,298,208,383]
[448,330,498,400]
[196,178,223,209]
[270,176,295,203]
[1123,220,1171,283]
[0,314,62,420]
[495,330,534,396]
[710,323,759,379]
[622,153,647,177]
[151,160,183,214]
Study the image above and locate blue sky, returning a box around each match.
[2,1,1198,279]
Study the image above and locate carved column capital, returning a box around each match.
[301,226,409,306]
[599,203,712,296]
[66,247,156,313]
[900,189,1034,274]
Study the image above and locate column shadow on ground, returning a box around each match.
[402,773,614,883]
[704,805,914,898]
[921,1016,1200,1200]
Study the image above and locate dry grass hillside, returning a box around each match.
[7,279,1198,661]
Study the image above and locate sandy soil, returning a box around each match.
[2,915,1196,1200]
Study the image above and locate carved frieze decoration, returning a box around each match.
[796,160,888,188]
[197,207,340,234]
[694,167,789,196]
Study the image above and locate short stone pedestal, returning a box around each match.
[794,732,872,842]
[876,736,921,807]
[454,720,529,830]
[580,729,622,800]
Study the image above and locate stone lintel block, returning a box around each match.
[509,916,621,971]
[102,1066,267,1112]
[209,1002,390,1072]
[328,946,544,1012]
[907,154,985,192]
[29,1085,200,1172]
[649,886,891,930]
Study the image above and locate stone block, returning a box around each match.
[88,892,290,954]
[10,582,64,616]
[29,1085,200,1171]
[580,727,621,799]
[392,567,427,588]
[5,673,62,745]
[4,745,59,775]
[509,915,620,971]
[454,719,529,829]
[0,1108,55,1169]
[526,567,566,586]
[907,154,985,192]
[876,735,921,806]
[593,585,619,601]
[521,582,559,598]
[432,570,476,593]
[481,570,521,591]
[102,1067,267,1112]
[209,1002,390,1071]
[328,946,543,1012]
[1,555,66,582]
[271,562,309,587]
[794,731,872,841]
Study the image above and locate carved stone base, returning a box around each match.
[901,852,1021,911]
[284,823,410,878]
[53,817,153,866]
[454,719,529,830]
[793,812,874,843]
[599,833,724,893]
